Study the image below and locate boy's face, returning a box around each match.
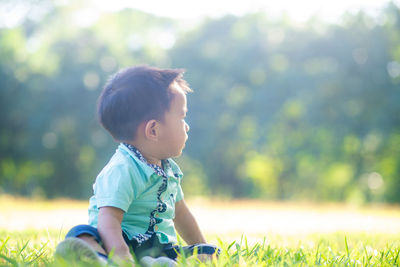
[157,82,190,159]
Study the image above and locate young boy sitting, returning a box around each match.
[55,66,219,266]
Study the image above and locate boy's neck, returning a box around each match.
[125,141,162,167]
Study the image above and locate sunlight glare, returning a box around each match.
[91,0,398,23]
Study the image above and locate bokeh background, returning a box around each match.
[1,0,400,205]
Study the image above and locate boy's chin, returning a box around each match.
[174,149,184,158]
[163,150,183,159]
[165,145,186,159]
[173,151,183,158]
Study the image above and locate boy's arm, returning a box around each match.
[173,199,206,245]
[97,206,134,264]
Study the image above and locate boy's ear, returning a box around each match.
[144,120,159,141]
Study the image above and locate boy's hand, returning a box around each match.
[98,206,135,265]
[174,200,206,245]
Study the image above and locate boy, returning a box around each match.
[55,66,219,266]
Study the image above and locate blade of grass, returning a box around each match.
[344,236,350,259]
[0,253,17,266]
[18,240,30,260]
[0,237,10,252]
[27,242,48,264]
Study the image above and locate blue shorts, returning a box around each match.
[65,224,220,260]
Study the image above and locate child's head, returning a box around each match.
[97,65,192,152]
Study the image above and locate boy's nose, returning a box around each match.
[185,122,190,132]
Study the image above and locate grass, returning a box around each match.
[1,196,399,266]
[0,230,399,266]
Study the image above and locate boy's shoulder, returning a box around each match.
[98,144,150,181]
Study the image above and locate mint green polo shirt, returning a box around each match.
[88,143,184,244]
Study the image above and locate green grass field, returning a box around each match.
[1,230,400,266]
[1,196,400,266]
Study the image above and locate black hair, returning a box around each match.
[97,65,191,141]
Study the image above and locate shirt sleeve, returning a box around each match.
[94,163,136,212]
[175,178,184,202]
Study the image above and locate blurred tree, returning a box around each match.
[170,3,400,202]
[0,1,399,203]
[0,3,178,198]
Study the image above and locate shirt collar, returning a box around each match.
[119,143,182,179]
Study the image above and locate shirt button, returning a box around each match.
[155,225,159,231]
